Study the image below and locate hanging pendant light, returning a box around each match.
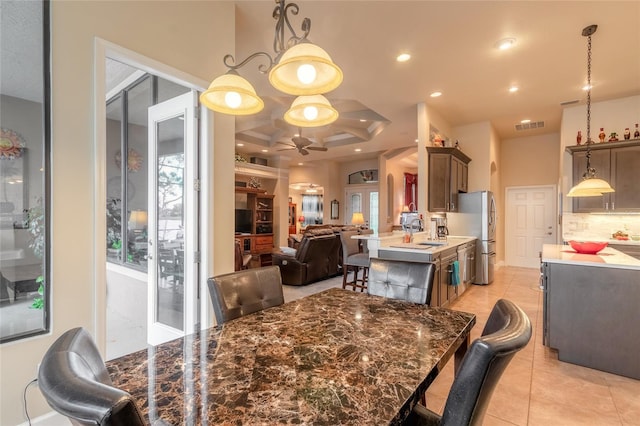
[567,24,615,198]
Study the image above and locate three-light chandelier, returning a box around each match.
[200,0,342,127]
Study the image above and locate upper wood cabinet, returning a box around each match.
[427,147,472,212]
[567,139,640,212]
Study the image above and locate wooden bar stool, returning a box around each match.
[339,230,369,291]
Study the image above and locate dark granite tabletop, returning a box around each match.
[107,288,475,425]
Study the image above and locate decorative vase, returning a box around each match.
[624,128,631,140]
[576,131,582,145]
[634,124,640,139]
[598,128,606,143]
[608,132,618,142]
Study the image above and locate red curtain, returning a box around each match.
[404,173,418,210]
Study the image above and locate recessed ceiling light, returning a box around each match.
[261,149,268,153]
[354,148,362,152]
[520,119,531,124]
[396,53,411,62]
[298,162,303,166]
[495,37,516,50]
[509,86,519,93]
[359,119,367,122]
[430,91,442,98]
[236,143,244,147]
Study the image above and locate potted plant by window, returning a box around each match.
[27,200,45,309]
[106,198,122,260]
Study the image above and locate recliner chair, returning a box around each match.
[38,327,146,426]
[404,298,532,426]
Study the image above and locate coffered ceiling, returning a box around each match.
[231,1,640,163]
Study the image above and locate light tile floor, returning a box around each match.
[286,267,640,426]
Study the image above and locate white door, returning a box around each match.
[147,91,199,345]
[345,186,379,231]
[505,185,557,268]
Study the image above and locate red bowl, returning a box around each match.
[568,240,608,254]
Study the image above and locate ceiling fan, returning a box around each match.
[276,129,328,156]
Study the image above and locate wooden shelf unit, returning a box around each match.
[235,188,275,267]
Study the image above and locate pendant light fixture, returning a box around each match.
[567,25,615,198]
[200,0,342,127]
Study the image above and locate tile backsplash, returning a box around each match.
[563,213,640,240]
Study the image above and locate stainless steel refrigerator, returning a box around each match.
[447,191,496,285]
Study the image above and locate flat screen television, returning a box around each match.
[235,209,253,234]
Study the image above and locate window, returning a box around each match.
[301,195,323,226]
[0,0,50,343]
[106,67,188,270]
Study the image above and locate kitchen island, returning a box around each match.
[541,244,640,379]
[354,232,476,307]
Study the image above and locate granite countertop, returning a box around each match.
[542,244,640,270]
[380,235,476,255]
[107,288,475,425]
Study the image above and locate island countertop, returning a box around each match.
[542,244,640,270]
[354,231,476,258]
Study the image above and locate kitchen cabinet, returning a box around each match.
[438,247,459,307]
[427,147,471,212]
[567,139,640,212]
[541,247,640,379]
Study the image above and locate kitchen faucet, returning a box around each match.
[409,217,423,239]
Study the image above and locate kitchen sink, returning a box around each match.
[417,241,448,246]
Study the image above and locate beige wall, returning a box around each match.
[0,2,235,424]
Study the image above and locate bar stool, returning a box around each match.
[339,230,369,291]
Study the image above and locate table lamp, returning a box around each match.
[128,210,148,230]
[351,212,365,228]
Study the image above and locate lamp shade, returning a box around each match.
[298,215,305,223]
[567,177,615,197]
[200,71,264,115]
[128,210,148,229]
[284,95,339,127]
[269,42,343,96]
[351,212,365,225]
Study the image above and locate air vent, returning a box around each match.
[560,99,580,106]
[515,121,545,131]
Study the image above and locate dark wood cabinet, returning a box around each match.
[427,147,471,212]
[235,188,274,265]
[568,139,640,212]
[438,248,459,307]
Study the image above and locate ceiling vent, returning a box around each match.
[515,121,545,131]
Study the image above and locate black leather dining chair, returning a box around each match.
[38,327,146,426]
[405,298,532,426]
[367,258,436,305]
[207,265,285,324]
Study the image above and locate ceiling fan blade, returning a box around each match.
[299,148,310,156]
[306,146,328,151]
[277,147,295,151]
[292,136,312,147]
[276,141,295,147]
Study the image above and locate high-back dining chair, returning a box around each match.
[405,298,532,426]
[38,327,146,426]
[207,265,284,324]
[367,258,436,305]
[339,230,370,291]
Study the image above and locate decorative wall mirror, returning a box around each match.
[330,199,339,220]
[0,0,51,343]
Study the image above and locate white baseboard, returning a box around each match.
[18,411,70,426]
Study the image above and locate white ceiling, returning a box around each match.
[232,1,640,164]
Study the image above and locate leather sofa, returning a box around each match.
[273,227,342,286]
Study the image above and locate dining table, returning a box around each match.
[106,287,476,425]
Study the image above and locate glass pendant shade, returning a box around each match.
[284,95,339,127]
[567,177,615,197]
[199,71,264,115]
[269,42,343,95]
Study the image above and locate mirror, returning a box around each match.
[330,199,339,220]
[0,0,50,343]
